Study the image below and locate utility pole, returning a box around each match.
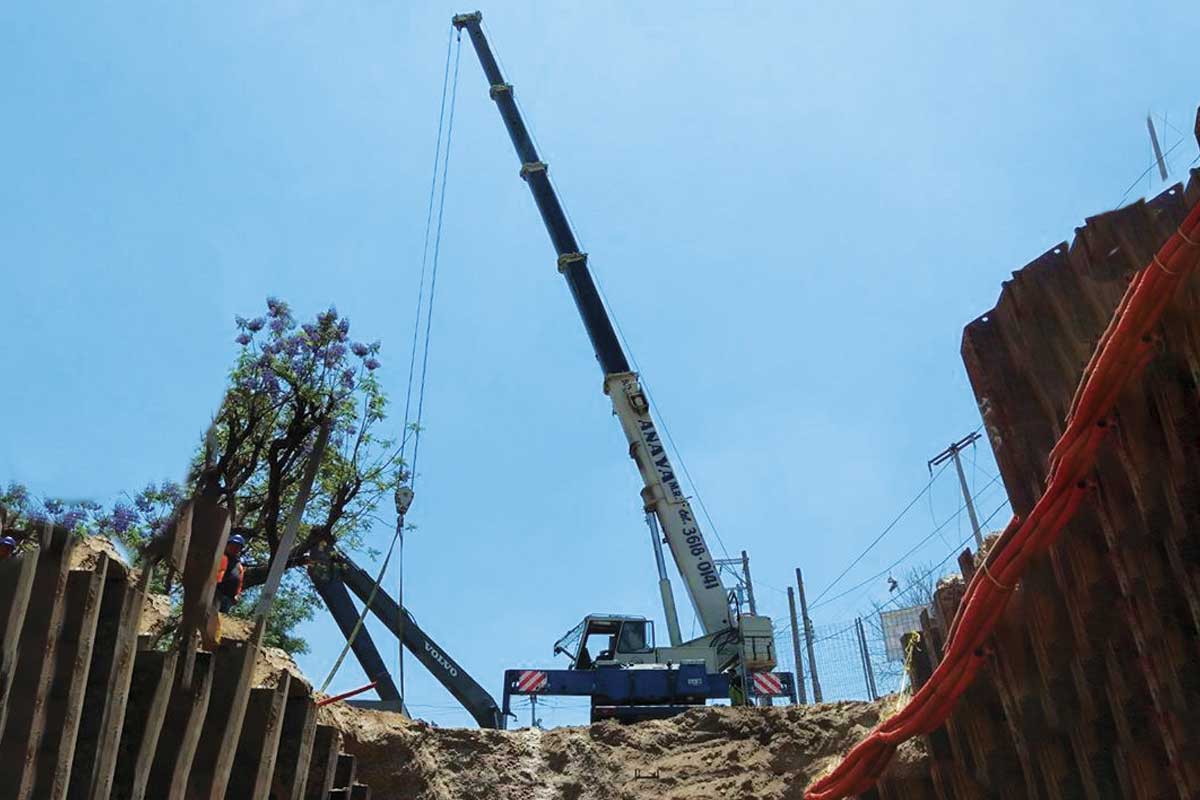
[855,617,878,701]
[787,587,808,703]
[795,568,822,703]
[715,554,758,617]
[740,550,758,615]
[1147,114,1169,182]
[929,432,984,550]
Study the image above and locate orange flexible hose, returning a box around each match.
[805,202,1200,799]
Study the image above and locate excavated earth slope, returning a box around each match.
[320,701,928,800]
[55,535,930,799]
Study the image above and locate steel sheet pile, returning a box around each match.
[806,202,1200,799]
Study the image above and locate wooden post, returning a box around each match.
[795,568,822,703]
[256,421,330,619]
[855,616,879,701]
[786,587,807,704]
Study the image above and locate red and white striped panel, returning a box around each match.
[516,670,548,693]
[752,672,784,696]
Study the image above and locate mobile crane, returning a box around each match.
[451,12,795,725]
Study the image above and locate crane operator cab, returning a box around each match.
[554,615,656,670]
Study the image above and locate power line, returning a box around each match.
[876,497,1012,615]
[810,460,953,606]
[1117,133,1190,208]
[812,474,1004,611]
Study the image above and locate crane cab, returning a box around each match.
[555,615,657,670]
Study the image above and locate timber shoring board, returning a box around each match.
[867,157,1200,799]
[226,674,292,800]
[0,547,39,736]
[0,524,73,800]
[81,565,153,800]
[304,726,342,800]
[185,619,263,800]
[111,649,180,800]
[32,559,108,800]
[272,694,318,800]
[177,496,231,689]
[144,650,214,800]
[334,752,357,790]
[937,169,1200,799]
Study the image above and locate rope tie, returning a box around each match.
[1154,254,1181,276]
[1178,227,1200,248]
[978,555,1014,593]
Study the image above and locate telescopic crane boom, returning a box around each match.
[452,10,733,639]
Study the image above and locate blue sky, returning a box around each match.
[2,2,1197,727]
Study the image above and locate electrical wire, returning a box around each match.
[812,474,1004,611]
[810,460,952,606]
[1116,133,1190,207]
[809,208,1200,796]
[875,497,1011,615]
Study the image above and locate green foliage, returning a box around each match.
[207,298,401,569]
[1,298,402,655]
[227,574,320,655]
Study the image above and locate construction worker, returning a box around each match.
[215,534,246,612]
[0,535,16,560]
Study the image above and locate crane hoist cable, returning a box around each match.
[317,25,463,699]
[806,199,1200,799]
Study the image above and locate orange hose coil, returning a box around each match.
[806,204,1200,799]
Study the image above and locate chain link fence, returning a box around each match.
[773,605,927,703]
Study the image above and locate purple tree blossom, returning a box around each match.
[235,333,252,346]
[351,342,370,357]
[61,509,86,530]
[364,358,380,371]
[246,317,265,332]
[340,369,356,390]
[111,503,137,533]
[324,343,347,368]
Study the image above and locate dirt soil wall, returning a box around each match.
[321,701,927,800]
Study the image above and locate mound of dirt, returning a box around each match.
[67,536,308,692]
[321,700,925,800]
[69,534,131,573]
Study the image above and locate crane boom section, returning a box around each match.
[337,554,504,729]
[453,12,733,635]
[454,14,628,377]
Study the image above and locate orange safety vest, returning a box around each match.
[216,554,245,600]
